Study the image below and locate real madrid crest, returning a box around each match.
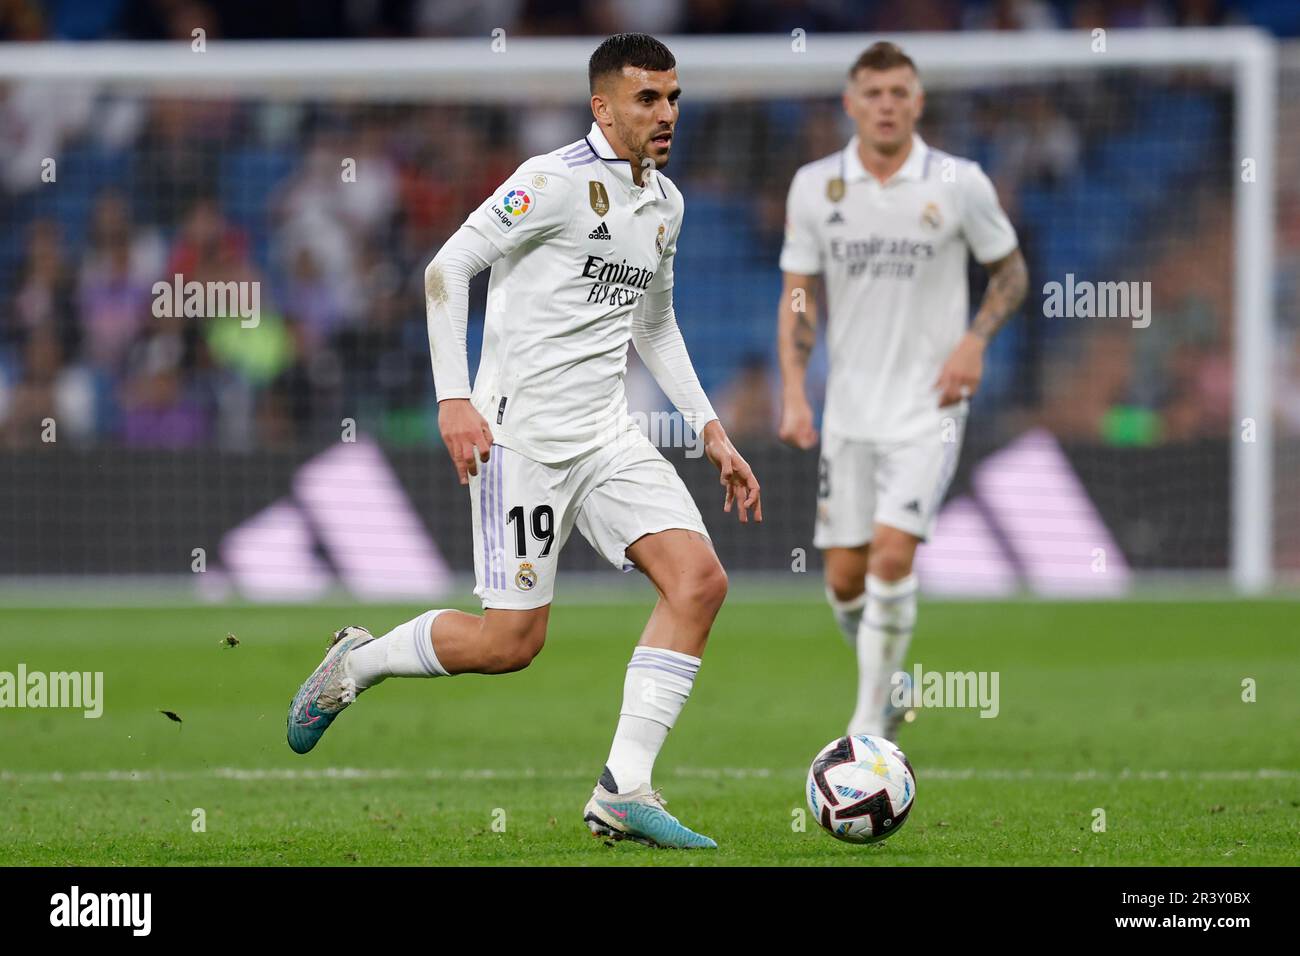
[921,201,942,231]
[826,177,845,202]
[515,562,538,591]
[589,181,610,217]
[655,223,666,256]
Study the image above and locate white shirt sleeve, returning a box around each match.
[424,225,500,402]
[959,163,1019,264]
[778,169,823,275]
[462,164,575,256]
[636,218,718,436]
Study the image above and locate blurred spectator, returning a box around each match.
[985,92,1081,189]
[0,80,94,192]
[717,352,780,441]
[167,197,253,287]
[117,328,211,447]
[0,324,95,447]
[78,191,164,372]
[11,221,77,353]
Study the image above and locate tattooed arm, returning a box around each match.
[933,248,1029,407]
[777,271,821,449]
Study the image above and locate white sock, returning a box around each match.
[826,585,867,651]
[876,574,918,703]
[345,609,449,691]
[602,646,700,793]
[847,574,917,736]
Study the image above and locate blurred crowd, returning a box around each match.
[0,3,1294,452]
[2,0,1299,41]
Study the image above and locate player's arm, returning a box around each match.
[934,164,1028,406]
[933,247,1028,407]
[775,168,824,449]
[424,226,501,485]
[428,164,574,484]
[776,270,821,449]
[632,241,762,523]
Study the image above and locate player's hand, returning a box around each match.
[702,421,762,524]
[934,332,985,407]
[778,393,819,450]
[438,398,494,485]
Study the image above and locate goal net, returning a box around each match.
[0,30,1280,601]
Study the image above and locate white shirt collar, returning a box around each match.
[586,122,661,200]
[843,132,929,185]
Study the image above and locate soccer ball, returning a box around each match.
[806,734,916,844]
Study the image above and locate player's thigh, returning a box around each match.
[813,433,877,550]
[874,414,966,546]
[469,443,576,610]
[575,434,719,602]
[625,527,726,612]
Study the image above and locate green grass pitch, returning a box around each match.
[1,598,1296,865]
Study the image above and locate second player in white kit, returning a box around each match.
[777,42,1028,738]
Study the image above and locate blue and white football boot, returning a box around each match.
[583,767,717,849]
[286,625,375,755]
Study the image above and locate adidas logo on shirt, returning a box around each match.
[826,210,845,225]
[588,222,612,240]
[904,499,922,514]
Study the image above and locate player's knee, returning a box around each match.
[863,538,915,582]
[672,560,728,618]
[825,568,866,603]
[868,545,914,582]
[485,635,544,673]
[481,615,547,673]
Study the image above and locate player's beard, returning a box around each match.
[613,117,670,171]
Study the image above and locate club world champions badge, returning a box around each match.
[589,181,610,217]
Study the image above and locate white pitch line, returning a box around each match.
[1,767,1298,784]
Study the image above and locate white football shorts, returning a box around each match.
[813,409,967,548]
[468,430,709,610]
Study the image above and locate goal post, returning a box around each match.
[0,29,1279,596]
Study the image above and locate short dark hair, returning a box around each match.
[589,33,676,93]
[849,41,918,80]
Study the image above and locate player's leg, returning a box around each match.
[824,544,870,650]
[847,522,921,739]
[813,435,892,733]
[286,443,565,754]
[287,606,551,754]
[605,527,726,786]
[850,412,966,739]
[815,435,875,651]
[575,435,722,848]
[348,604,550,683]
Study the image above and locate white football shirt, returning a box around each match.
[458,122,689,463]
[780,133,1018,442]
